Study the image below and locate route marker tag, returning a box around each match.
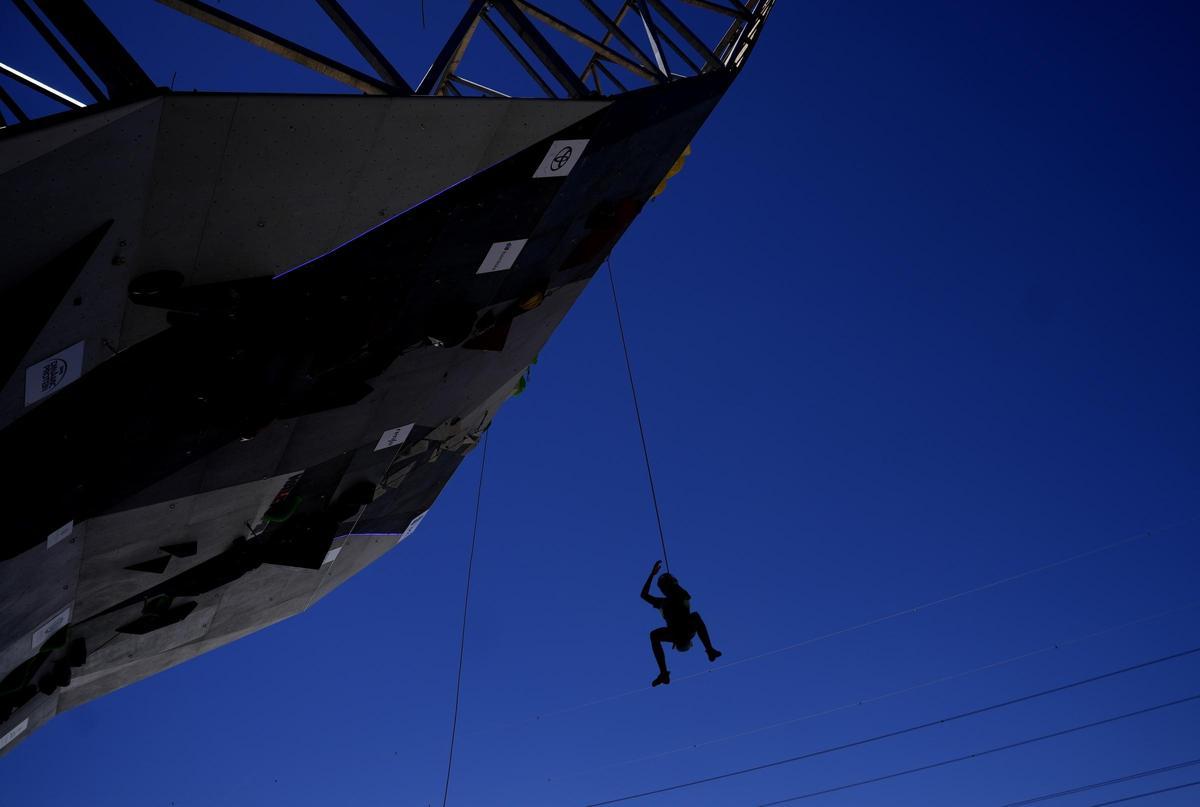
[375,423,414,452]
[400,510,429,541]
[33,606,71,650]
[47,521,73,549]
[0,719,29,751]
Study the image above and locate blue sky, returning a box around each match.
[3,2,1199,805]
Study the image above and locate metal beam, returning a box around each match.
[0,82,30,122]
[725,0,765,68]
[742,17,771,67]
[584,63,601,94]
[676,0,753,21]
[12,0,105,100]
[712,0,757,65]
[579,0,661,80]
[478,8,557,99]
[0,60,86,107]
[513,0,656,81]
[631,0,670,77]
[32,0,153,99]
[593,59,629,94]
[449,74,511,98]
[416,0,486,95]
[489,0,592,98]
[646,0,722,72]
[314,0,411,92]
[657,22,702,75]
[153,0,407,95]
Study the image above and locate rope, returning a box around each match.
[607,257,670,571]
[585,644,1200,804]
[440,430,489,807]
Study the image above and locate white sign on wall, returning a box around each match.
[0,718,29,752]
[375,423,414,452]
[24,341,85,406]
[46,521,74,549]
[476,239,528,274]
[533,139,590,179]
[400,510,429,541]
[33,606,71,650]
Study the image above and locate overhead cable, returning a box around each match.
[753,696,1200,807]
[1000,756,1200,806]
[585,646,1200,805]
[1086,779,1200,806]
[561,601,1200,780]
[472,519,1195,736]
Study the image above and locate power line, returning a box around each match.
[1087,779,1200,806]
[754,696,1200,806]
[703,524,1183,680]
[560,601,1200,781]
[750,694,1200,806]
[607,257,670,572]
[471,519,1194,737]
[1000,757,1200,806]
[440,431,489,807]
[585,645,1200,805]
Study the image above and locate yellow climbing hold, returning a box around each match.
[652,144,692,199]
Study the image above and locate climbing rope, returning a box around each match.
[607,257,671,572]
[440,429,489,807]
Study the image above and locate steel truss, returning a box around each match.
[0,0,772,126]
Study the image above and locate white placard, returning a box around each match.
[46,521,74,549]
[25,341,85,406]
[0,718,29,751]
[374,423,414,452]
[532,139,589,179]
[400,510,429,541]
[33,606,71,650]
[322,546,342,566]
[476,239,528,274]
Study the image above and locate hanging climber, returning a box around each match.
[640,560,721,686]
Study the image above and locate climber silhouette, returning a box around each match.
[640,560,721,686]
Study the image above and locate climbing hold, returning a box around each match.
[127,270,184,302]
[652,144,692,199]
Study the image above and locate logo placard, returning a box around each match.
[24,341,85,406]
[533,139,589,178]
